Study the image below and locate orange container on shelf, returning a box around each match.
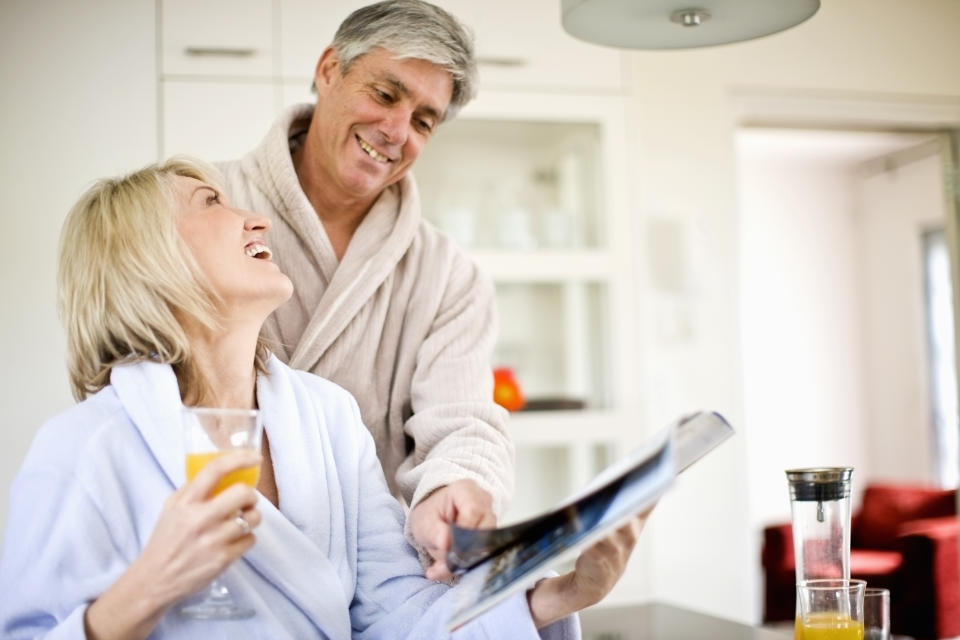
[492,367,525,411]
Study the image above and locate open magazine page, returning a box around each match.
[446,424,675,574]
[447,410,733,630]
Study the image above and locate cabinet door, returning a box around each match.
[279,0,369,79]
[416,118,606,251]
[450,0,624,92]
[416,91,634,410]
[162,81,278,162]
[278,0,624,92]
[493,282,612,410]
[162,0,274,77]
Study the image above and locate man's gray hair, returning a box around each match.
[333,0,478,121]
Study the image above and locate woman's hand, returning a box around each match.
[526,511,650,629]
[84,449,263,640]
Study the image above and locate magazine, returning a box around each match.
[447,410,734,630]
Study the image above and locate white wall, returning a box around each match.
[0,0,157,546]
[625,0,960,624]
[857,152,947,483]
[738,151,870,528]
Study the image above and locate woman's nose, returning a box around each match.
[243,211,270,230]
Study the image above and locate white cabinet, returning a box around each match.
[276,0,626,92]
[278,0,368,79]
[450,0,626,92]
[160,0,281,161]
[161,0,274,77]
[415,91,636,523]
[162,81,278,160]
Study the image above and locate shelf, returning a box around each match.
[472,250,615,282]
[507,410,627,446]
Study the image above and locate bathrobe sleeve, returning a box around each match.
[398,252,515,518]
[0,465,129,639]
[340,393,579,640]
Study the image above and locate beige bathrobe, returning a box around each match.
[217,104,514,518]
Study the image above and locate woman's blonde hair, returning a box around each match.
[58,156,269,402]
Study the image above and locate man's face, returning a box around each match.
[310,46,453,203]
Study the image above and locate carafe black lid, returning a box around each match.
[785,467,853,501]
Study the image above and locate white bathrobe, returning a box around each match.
[217,104,514,517]
[0,358,578,639]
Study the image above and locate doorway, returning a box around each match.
[736,128,958,532]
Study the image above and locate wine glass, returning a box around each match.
[179,406,262,620]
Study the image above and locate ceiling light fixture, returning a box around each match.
[561,0,820,50]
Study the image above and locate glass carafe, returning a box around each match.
[786,467,854,639]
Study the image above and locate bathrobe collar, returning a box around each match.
[240,103,424,372]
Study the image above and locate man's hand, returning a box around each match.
[408,479,496,581]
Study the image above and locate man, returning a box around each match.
[220,2,648,592]
[219,0,508,579]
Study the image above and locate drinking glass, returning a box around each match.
[179,407,262,620]
[797,579,865,640]
[863,588,890,640]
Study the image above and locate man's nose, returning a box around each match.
[379,109,411,146]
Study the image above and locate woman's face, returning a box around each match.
[174,175,293,315]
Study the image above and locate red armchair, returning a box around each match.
[761,483,959,639]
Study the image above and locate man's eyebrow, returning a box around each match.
[382,75,443,121]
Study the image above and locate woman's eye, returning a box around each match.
[206,193,220,206]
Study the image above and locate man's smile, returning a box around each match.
[356,134,392,163]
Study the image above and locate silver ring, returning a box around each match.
[234,512,252,536]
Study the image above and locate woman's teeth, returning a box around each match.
[245,243,272,259]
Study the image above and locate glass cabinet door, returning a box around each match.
[414,94,634,521]
[494,282,611,411]
[416,119,605,251]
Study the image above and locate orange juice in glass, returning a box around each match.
[180,406,262,620]
[185,451,260,495]
[797,579,865,640]
[799,612,865,640]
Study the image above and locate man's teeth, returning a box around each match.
[245,244,272,259]
[358,137,390,163]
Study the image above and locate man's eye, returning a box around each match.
[375,89,394,103]
[416,119,435,134]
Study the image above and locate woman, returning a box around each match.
[0,158,641,638]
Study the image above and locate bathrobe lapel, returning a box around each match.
[110,360,186,490]
[242,502,352,640]
[242,106,422,372]
[287,177,421,372]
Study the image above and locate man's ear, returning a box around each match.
[314,46,340,96]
